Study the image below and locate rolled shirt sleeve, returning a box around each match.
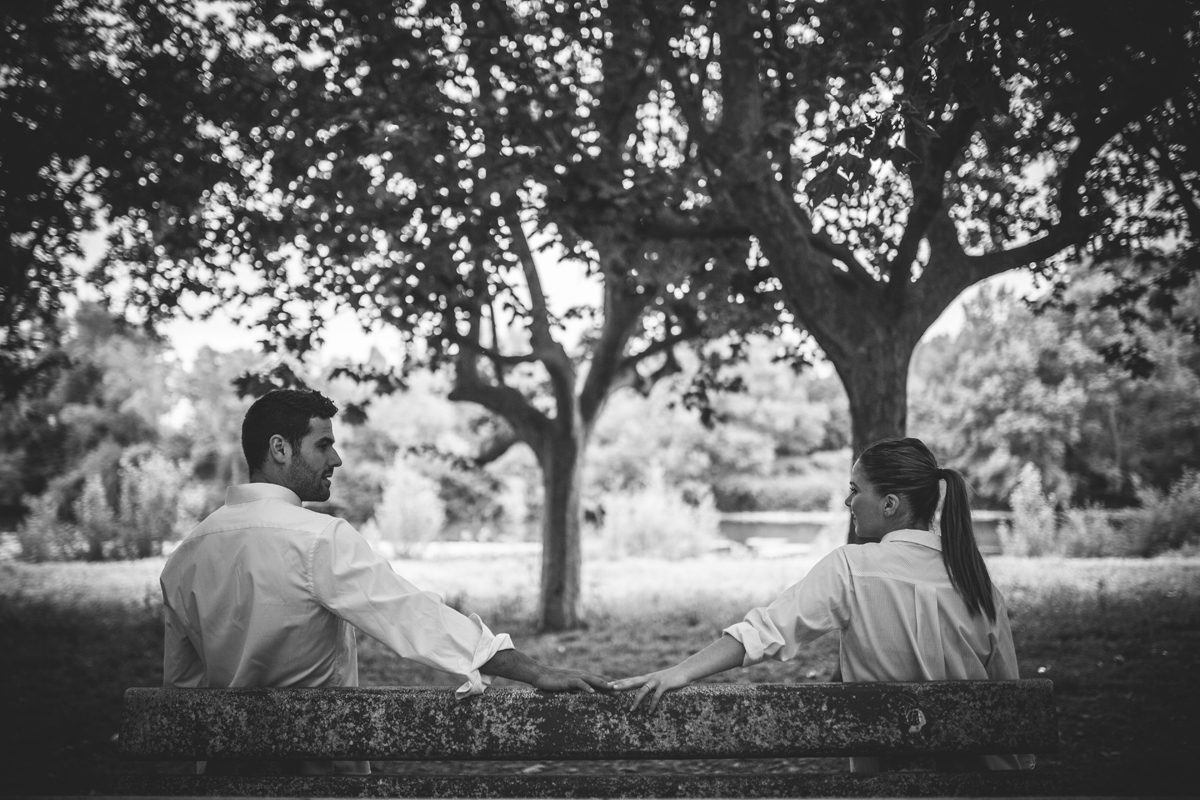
[310,521,513,698]
[723,547,852,665]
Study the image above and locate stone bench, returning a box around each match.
[116,680,1069,797]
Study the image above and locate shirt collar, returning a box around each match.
[881,528,942,551]
[225,483,302,507]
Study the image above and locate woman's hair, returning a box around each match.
[857,437,996,621]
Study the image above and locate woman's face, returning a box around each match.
[845,460,889,542]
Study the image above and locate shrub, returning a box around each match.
[1002,466,1200,559]
[1057,507,1153,558]
[74,473,120,559]
[713,473,837,512]
[369,454,446,557]
[115,451,189,558]
[1129,469,1200,555]
[328,459,386,529]
[594,471,720,559]
[15,488,86,562]
[17,447,187,561]
[1002,463,1059,556]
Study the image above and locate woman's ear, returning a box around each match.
[882,493,900,517]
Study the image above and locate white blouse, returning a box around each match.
[723,529,1029,770]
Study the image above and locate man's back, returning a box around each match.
[160,484,358,688]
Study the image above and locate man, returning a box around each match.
[160,389,608,772]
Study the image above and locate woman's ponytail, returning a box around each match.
[939,468,996,622]
[858,438,998,621]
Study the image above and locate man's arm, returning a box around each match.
[481,649,611,693]
[162,599,205,688]
[314,522,611,694]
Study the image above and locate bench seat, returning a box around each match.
[116,680,1064,797]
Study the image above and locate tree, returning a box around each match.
[17,3,1196,613]
[1,1,235,396]
[0,302,181,559]
[637,0,1198,467]
[82,3,775,629]
[910,262,1200,508]
[0,302,172,507]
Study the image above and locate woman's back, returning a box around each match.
[837,530,1016,683]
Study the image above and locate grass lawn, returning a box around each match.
[1,552,1197,795]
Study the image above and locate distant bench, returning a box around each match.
[117,680,1067,797]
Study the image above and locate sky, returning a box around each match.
[158,264,1035,367]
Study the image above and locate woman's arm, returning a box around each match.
[610,634,747,712]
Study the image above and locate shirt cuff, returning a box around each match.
[453,615,514,699]
[723,607,788,666]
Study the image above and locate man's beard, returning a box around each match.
[288,461,331,502]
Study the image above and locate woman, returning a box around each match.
[610,437,1031,772]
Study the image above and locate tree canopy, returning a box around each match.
[5,0,1198,623]
[626,0,1199,452]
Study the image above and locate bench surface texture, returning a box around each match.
[117,680,1075,797]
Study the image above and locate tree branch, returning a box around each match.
[448,375,551,451]
[503,211,577,427]
[1137,127,1200,241]
[445,329,540,368]
[890,105,980,281]
[644,4,710,151]
[811,229,877,285]
[578,271,652,425]
[472,428,520,466]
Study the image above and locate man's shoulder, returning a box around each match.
[169,500,348,557]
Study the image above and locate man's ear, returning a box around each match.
[267,434,291,465]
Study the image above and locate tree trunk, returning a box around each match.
[835,343,913,460]
[827,330,916,543]
[537,430,585,631]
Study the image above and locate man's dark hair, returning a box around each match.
[241,389,338,471]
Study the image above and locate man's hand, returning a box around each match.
[530,666,613,694]
[609,666,692,712]
[481,649,611,693]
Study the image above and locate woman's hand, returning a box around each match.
[610,666,694,712]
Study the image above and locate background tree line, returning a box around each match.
[5,263,1199,562]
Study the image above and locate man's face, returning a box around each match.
[283,417,342,502]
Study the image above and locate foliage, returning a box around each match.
[1057,508,1155,559]
[593,469,720,560]
[17,445,188,561]
[367,454,446,558]
[0,303,173,513]
[587,337,848,503]
[7,4,1198,600]
[1130,469,1200,555]
[1001,464,1060,557]
[635,0,1200,460]
[0,0,234,394]
[14,490,86,563]
[912,263,1200,508]
[712,473,838,514]
[1001,463,1200,558]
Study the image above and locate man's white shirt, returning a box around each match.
[160,483,513,696]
